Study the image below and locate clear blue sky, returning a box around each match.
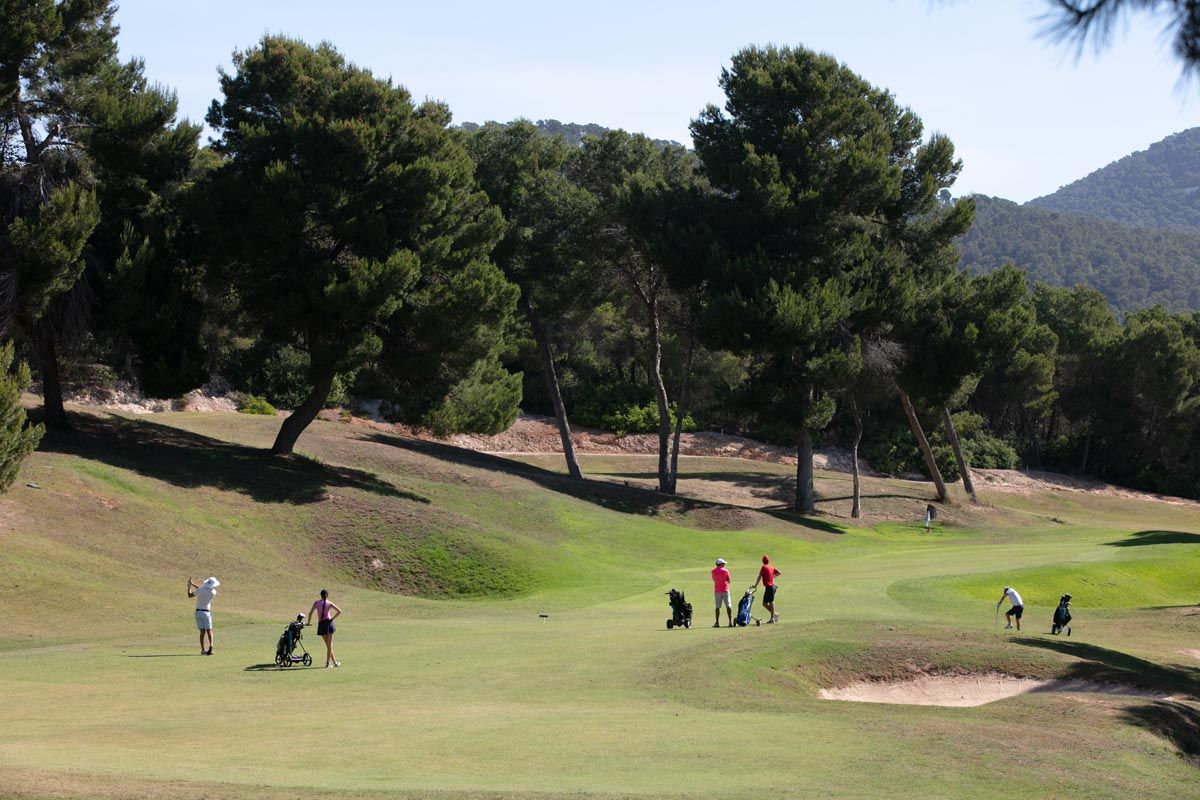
[114,0,1197,202]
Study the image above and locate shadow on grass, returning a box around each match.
[601,468,927,512]
[1016,638,1200,699]
[243,663,314,672]
[125,654,199,658]
[360,431,844,534]
[1121,701,1200,764]
[1106,530,1200,547]
[39,413,425,506]
[602,469,798,507]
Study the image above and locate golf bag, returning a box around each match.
[666,588,693,629]
[1051,594,1072,636]
[734,587,761,627]
[274,615,313,667]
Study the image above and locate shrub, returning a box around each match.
[425,360,522,437]
[597,402,699,437]
[964,431,1020,470]
[0,343,44,492]
[238,395,277,415]
[863,420,1017,480]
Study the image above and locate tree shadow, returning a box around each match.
[1121,701,1200,764]
[599,468,799,505]
[39,413,426,505]
[1015,638,1200,699]
[359,431,844,534]
[1106,530,1200,547]
[760,508,846,534]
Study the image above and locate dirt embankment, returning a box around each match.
[366,413,861,471]
[58,383,1200,508]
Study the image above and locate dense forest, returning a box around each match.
[958,196,1200,312]
[3,2,1199,512]
[1028,127,1200,231]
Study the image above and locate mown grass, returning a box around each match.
[1,408,1199,799]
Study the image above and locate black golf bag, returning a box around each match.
[734,587,760,627]
[274,616,313,667]
[666,588,693,629]
[1051,594,1072,636]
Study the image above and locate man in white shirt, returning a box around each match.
[187,576,219,655]
[997,586,1024,631]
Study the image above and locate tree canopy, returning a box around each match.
[199,36,506,455]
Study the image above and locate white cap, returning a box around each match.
[715,558,726,566]
[202,577,220,589]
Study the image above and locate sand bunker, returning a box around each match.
[1182,649,1200,661]
[819,674,1172,707]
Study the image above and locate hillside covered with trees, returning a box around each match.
[958,195,1200,312]
[1027,127,1200,230]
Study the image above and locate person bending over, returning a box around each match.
[997,586,1024,631]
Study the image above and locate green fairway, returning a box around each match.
[2,410,1199,799]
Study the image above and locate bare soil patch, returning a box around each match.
[819,674,1176,707]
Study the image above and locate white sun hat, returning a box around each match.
[715,558,726,566]
[202,577,220,589]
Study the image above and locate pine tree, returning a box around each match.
[690,45,970,512]
[199,37,506,455]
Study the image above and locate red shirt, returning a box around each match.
[711,566,731,592]
[759,565,779,587]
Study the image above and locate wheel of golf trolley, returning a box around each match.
[667,619,674,629]
[302,653,312,666]
[684,619,692,629]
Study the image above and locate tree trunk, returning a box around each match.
[1079,430,1092,473]
[850,394,863,519]
[668,331,696,495]
[271,371,335,456]
[897,385,947,502]
[35,329,69,431]
[795,427,816,513]
[942,406,977,502]
[521,296,582,480]
[643,296,672,494]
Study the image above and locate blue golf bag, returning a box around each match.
[734,587,761,627]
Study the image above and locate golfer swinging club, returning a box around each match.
[187,576,219,655]
[997,586,1024,631]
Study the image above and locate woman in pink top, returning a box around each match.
[308,588,343,668]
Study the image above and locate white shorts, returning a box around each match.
[714,591,731,610]
[195,609,213,630]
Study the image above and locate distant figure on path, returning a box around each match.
[187,576,219,655]
[754,555,781,623]
[712,559,733,628]
[309,588,342,667]
[997,586,1024,631]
